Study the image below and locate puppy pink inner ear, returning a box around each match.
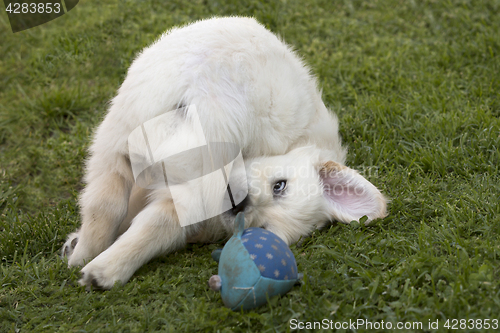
[319,161,387,223]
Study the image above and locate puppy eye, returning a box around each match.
[272,180,287,196]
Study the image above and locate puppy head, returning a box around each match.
[232,146,387,245]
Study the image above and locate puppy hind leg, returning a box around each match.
[79,198,186,289]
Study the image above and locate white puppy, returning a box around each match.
[62,16,387,289]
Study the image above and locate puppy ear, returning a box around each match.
[318,161,387,224]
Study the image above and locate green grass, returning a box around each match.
[1,0,500,331]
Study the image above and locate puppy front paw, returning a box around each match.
[79,255,131,290]
[79,269,120,291]
[64,234,99,267]
[61,232,79,260]
[79,266,118,290]
[79,271,103,290]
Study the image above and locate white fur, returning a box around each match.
[62,17,387,289]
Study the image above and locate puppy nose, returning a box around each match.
[231,196,249,215]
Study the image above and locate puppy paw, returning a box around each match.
[61,232,79,260]
[79,255,131,290]
[64,234,98,267]
[79,266,115,290]
[79,271,109,291]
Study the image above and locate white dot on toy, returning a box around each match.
[209,212,302,311]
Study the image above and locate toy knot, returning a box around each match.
[209,275,222,291]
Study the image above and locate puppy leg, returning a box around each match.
[117,184,148,236]
[79,198,186,289]
[66,151,133,267]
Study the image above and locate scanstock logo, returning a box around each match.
[4,0,79,33]
[128,105,248,227]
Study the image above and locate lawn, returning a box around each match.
[1,0,500,332]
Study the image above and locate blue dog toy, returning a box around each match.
[209,212,301,310]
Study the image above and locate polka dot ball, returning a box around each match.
[241,227,298,280]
